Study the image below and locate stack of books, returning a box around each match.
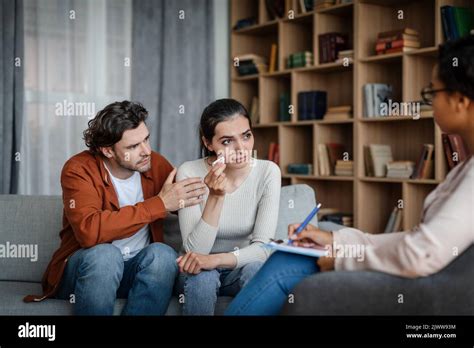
[336,49,354,64]
[298,91,327,120]
[364,144,393,177]
[317,143,346,176]
[410,144,434,179]
[233,17,257,30]
[268,142,280,165]
[375,28,420,55]
[363,84,393,117]
[441,6,474,41]
[318,32,349,64]
[287,51,313,69]
[335,160,353,176]
[323,105,352,120]
[287,163,313,175]
[321,212,353,227]
[386,161,415,179]
[279,92,291,122]
[383,207,403,233]
[442,134,469,170]
[235,54,268,76]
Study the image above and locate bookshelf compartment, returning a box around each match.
[259,74,292,124]
[358,119,436,178]
[292,68,353,119]
[231,0,259,30]
[315,8,354,64]
[294,178,354,219]
[252,126,279,162]
[279,18,314,71]
[403,182,437,230]
[279,125,313,175]
[356,59,402,118]
[403,54,437,103]
[231,30,278,79]
[357,0,436,59]
[357,181,402,234]
[314,123,354,176]
[231,79,259,117]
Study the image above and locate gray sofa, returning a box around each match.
[0,184,338,315]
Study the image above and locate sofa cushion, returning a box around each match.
[275,184,319,240]
[0,195,63,282]
[0,281,232,315]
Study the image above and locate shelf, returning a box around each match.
[284,175,354,181]
[360,52,403,63]
[283,11,314,23]
[232,74,259,81]
[233,21,278,35]
[359,115,433,122]
[360,177,440,184]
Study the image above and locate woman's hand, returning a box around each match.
[176,252,221,274]
[288,223,333,247]
[204,162,227,197]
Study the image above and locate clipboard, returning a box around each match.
[265,240,329,258]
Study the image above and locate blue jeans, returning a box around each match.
[175,261,264,315]
[224,251,319,315]
[56,242,178,315]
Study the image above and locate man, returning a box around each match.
[24,101,207,315]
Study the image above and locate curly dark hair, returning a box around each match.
[438,34,474,100]
[83,101,148,155]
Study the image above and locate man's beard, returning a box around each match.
[115,154,151,173]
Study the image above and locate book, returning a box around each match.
[363,84,393,117]
[377,28,419,38]
[335,160,353,176]
[324,105,352,120]
[249,96,260,125]
[326,143,345,175]
[366,144,393,177]
[233,17,257,30]
[392,208,403,232]
[317,144,330,176]
[321,212,353,227]
[383,207,398,234]
[269,44,278,73]
[386,161,415,178]
[279,92,291,122]
[287,163,313,175]
[318,32,349,64]
[235,54,268,76]
[265,0,286,20]
[411,144,434,179]
[298,91,327,120]
[441,6,474,41]
[375,39,421,51]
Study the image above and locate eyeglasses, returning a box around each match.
[420,86,450,105]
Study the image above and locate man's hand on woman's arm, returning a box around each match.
[158,168,208,212]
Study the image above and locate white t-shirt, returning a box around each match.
[104,164,150,260]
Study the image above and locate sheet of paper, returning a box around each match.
[265,241,329,258]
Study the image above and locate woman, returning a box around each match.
[175,98,281,315]
[225,35,474,315]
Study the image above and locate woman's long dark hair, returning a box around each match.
[199,98,251,157]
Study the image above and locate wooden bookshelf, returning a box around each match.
[230,0,472,234]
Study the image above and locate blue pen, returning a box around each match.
[288,203,322,244]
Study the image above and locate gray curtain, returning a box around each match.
[0,0,24,194]
[131,0,215,167]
